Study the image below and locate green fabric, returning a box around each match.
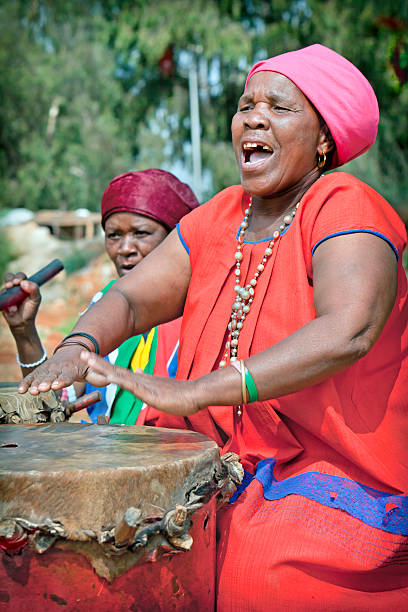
[109,326,158,424]
[99,279,116,296]
[96,279,158,425]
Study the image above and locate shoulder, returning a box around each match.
[301,172,406,257]
[303,172,405,233]
[178,185,246,251]
[181,185,244,223]
[307,172,399,218]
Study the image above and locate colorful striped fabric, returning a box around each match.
[84,281,180,424]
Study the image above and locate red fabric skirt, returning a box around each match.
[216,480,408,611]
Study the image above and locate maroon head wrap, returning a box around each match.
[101,169,199,229]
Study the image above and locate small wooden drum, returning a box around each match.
[0,383,66,424]
[0,423,242,611]
[0,383,101,424]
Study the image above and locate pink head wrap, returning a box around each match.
[101,169,199,229]
[245,44,379,168]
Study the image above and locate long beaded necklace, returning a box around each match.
[219,197,299,369]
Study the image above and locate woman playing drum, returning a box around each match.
[19,44,408,609]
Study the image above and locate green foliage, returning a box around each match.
[0,3,134,212]
[0,229,15,280]
[0,0,407,214]
[64,245,103,275]
[293,0,408,212]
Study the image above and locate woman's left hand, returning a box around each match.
[80,351,203,416]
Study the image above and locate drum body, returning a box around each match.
[1,502,215,611]
[0,424,240,611]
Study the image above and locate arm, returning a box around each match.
[1,274,44,377]
[19,229,192,394]
[79,232,398,414]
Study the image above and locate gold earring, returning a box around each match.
[317,152,327,169]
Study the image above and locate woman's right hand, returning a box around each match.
[1,273,41,333]
[18,345,90,395]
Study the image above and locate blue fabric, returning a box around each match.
[312,229,399,260]
[249,458,408,535]
[177,223,189,253]
[167,344,178,378]
[229,470,255,503]
[85,370,111,422]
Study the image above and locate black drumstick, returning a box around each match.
[0,259,64,311]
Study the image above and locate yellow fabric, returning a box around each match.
[129,328,155,372]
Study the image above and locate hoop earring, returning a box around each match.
[317,151,327,169]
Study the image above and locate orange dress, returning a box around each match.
[144,173,408,610]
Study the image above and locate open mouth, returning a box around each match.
[119,262,138,273]
[242,142,273,165]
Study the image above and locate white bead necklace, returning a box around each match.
[219,197,299,369]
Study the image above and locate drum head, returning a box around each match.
[0,424,220,541]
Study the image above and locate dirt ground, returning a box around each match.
[0,245,116,382]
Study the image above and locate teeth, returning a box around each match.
[242,142,272,152]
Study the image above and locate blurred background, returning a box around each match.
[0,0,407,379]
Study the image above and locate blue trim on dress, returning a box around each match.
[176,223,189,254]
[229,470,255,503]
[235,218,290,244]
[249,458,408,535]
[312,229,399,260]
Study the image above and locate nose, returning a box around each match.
[244,105,270,130]
[118,234,138,256]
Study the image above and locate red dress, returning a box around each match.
[144,173,408,610]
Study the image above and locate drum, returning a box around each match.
[0,423,243,611]
[0,383,66,424]
[0,383,101,424]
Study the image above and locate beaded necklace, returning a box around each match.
[219,197,299,369]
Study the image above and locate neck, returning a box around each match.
[251,169,320,219]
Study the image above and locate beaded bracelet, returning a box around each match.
[244,366,258,403]
[61,332,100,354]
[16,346,47,368]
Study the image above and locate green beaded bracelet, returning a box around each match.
[244,366,258,403]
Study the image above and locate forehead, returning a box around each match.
[242,70,307,104]
[104,212,163,231]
